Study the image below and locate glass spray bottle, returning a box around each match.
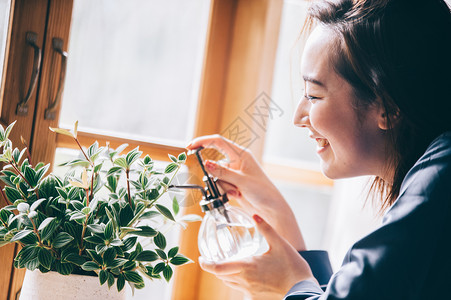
[169,147,268,262]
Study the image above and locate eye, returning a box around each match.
[304,94,320,102]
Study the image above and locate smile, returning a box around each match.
[316,138,329,153]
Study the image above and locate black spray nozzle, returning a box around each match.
[191,147,221,200]
[168,184,208,199]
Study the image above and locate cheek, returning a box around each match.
[309,104,342,135]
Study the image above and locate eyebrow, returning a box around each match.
[303,75,325,87]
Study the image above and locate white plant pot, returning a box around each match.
[19,270,126,300]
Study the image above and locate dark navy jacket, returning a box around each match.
[285,132,451,299]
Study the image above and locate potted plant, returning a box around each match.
[0,121,197,299]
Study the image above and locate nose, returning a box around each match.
[293,96,311,128]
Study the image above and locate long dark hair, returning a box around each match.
[304,0,451,210]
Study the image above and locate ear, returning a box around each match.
[378,109,400,130]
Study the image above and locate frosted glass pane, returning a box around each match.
[60,0,211,146]
[264,0,319,164]
[0,0,11,84]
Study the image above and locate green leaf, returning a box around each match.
[69,212,86,222]
[4,120,16,140]
[113,157,128,169]
[4,187,22,203]
[52,232,74,248]
[119,205,134,227]
[168,154,178,163]
[143,155,152,165]
[168,246,179,259]
[87,224,105,234]
[124,271,144,284]
[107,272,115,288]
[64,253,86,266]
[135,250,159,262]
[21,232,38,244]
[11,229,34,242]
[177,153,187,162]
[24,166,37,187]
[107,175,117,193]
[121,236,137,251]
[87,249,103,265]
[103,247,117,265]
[152,262,166,274]
[140,211,160,219]
[108,258,128,269]
[30,198,46,212]
[17,245,38,266]
[163,265,173,282]
[116,274,125,292]
[156,249,167,260]
[106,166,123,177]
[154,232,166,249]
[131,226,157,237]
[84,235,103,245]
[104,220,114,241]
[25,257,40,271]
[35,164,50,182]
[172,196,180,216]
[155,204,175,221]
[164,163,178,174]
[126,148,142,166]
[99,270,108,285]
[55,260,74,275]
[39,218,58,241]
[81,261,100,271]
[38,247,54,270]
[170,254,191,266]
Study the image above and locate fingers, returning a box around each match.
[199,257,247,276]
[253,214,283,250]
[205,160,242,186]
[216,180,240,196]
[186,134,247,161]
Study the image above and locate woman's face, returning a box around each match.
[293,26,388,180]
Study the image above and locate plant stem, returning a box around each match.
[79,217,89,255]
[84,188,90,206]
[73,137,93,167]
[127,164,181,229]
[89,170,95,203]
[126,169,132,207]
[30,217,42,244]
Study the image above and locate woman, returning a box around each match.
[186,0,451,298]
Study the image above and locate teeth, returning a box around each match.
[317,139,329,147]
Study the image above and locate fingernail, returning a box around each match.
[253,214,263,223]
[228,190,238,197]
[205,161,216,171]
[185,142,193,149]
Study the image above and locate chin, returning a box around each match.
[320,162,349,180]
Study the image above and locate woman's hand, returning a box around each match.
[186,134,306,250]
[199,215,318,300]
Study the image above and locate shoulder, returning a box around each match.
[384,131,451,223]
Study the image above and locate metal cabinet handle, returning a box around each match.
[16,32,42,116]
[44,38,67,120]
